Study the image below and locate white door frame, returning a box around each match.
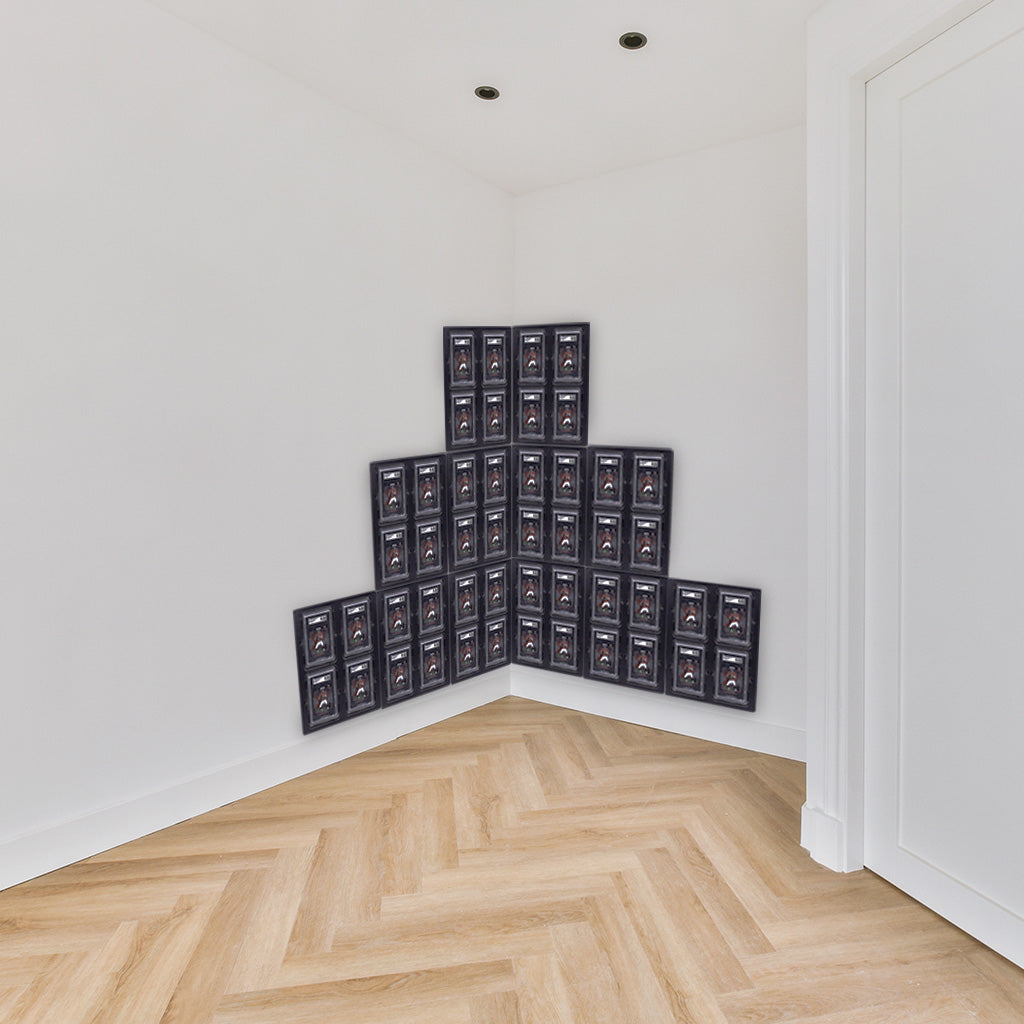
[802,0,994,872]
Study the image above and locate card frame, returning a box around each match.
[300,606,334,668]
[592,450,625,509]
[716,588,757,647]
[340,595,374,659]
[372,462,408,525]
[418,634,449,691]
[550,509,582,564]
[482,388,510,445]
[669,641,707,699]
[516,388,546,442]
[631,451,669,513]
[448,391,479,449]
[484,563,509,616]
[589,571,623,626]
[629,514,666,574]
[452,569,480,625]
[625,632,661,690]
[483,504,510,561]
[515,327,548,384]
[516,505,545,559]
[378,524,411,584]
[515,447,546,504]
[516,560,545,612]
[550,566,582,620]
[552,325,587,385]
[383,644,415,704]
[380,588,413,646]
[451,510,480,568]
[482,449,509,505]
[550,448,586,508]
[449,453,479,511]
[454,623,481,680]
[588,626,620,681]
[415,579,446,636]
[672,581,711,642]
[412,456,443,518]
[414,517,445,577]
[516,612,544,665]
[552,388,585,445]
[712,647,754,709]
[445,329,477,389]
[344,656,377,715]
[305,666,341,730]
[484,614,510,669]
[549,618,582,674]
[628,576,663,633]
[591,511,624,568]
[482,329,510,386]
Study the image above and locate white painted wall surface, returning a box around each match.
[0,0,513,886]
[513,128,808,759]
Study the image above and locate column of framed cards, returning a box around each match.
[665,580,761,711]
[513,324,589,446]
[444,326,511,451]
[293,593,380,733]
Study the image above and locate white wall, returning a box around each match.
[513,127,808,758]
[0,0,513,885]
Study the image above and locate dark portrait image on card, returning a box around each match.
[554,330,583,383]
[671,643,706,698]
[416,519,443,575]
[517,506,544,558]
[302,608,334,667]
[380,526,410,582]
[449,393,478,447]
[307,668,339,727]
[455,625,479,678]
[629,578,662,632]
[518,332,546,382]
[485,565,508,615]
[626,634,659,688]
[483,332,508,385]
[517,449,544,502]
[554,390,583,443]
[633,454,666,512]
[453,513,478,566]
[517,614,543,664]
[375,465,406,523]
[589,628,619,680]
[517,390,545,440]
[550,620,580,672]
[552,451,582,506]
[448,332,475,387]
[593,452,624,507]
[483,390,508,443]
[714,649,752,708]
[414,459,441,516]
[342,598,372,658]
[551,568,580,619]
[590,573,622,624]
[631,517,663,573]
[454,572,478,624]
[484,507,509,559]
[674,583,709,641]
[346,658,375,713]
[419,636,447,690]
[483,450,507,503]
[382,590,411,645]
[592,513,622,567]
[485,617,508,668]
[451,455,477,509]
[386,646,413,701]
[517,563,543,611]
[551,511,581,563]
[717,589,755,647]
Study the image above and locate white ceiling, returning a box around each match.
[146,0,823,195]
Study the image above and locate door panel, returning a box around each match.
[865,0,1024,966]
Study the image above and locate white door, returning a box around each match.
[864,0,1024,967]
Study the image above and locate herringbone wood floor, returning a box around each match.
[2,697,1022,1022]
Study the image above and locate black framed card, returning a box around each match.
[449,453,478,511]
[629,515,666,574]
[516,561,545,612]
[380,588,412,646]
[485,563,509,616]
[445,329,477,389]
[482,329,509,386]
[483,449,508,505]
[378,525,411,585]
[713,647,754,710]
[669,642,706,699]
[551,510,582,564]
[448,392,479,449]
[340,595,374,659]
[549,619,582,674]
[628,577,663,633]
[483,505,509,561]
[516,613,544,665]
[516,505,545,559]
[591,512,624,568]
[516,389,545,442]
[300,606,334,668]
[416,579,446,636]
[553,389,585,444]
[551,448,585,507]
[483,389,510,444]
[552,325,587,384]
[589,571,623,625]
[452,511,479,567]
[485,615,509,668]
[716,588,758,647]
[631,452,669,513]
[384,644,415,704]
[516,328,548,384]
[588,627,620,681]
[626,633,660,690]
[412,457,443,518]
[305,667,340,731]
[372,462,407,525]
[418,634,448,690]
[673,582,710,642]
[415,518,445,576]
[592,450,625,508]
[345,657,377,714]
[550,566,581,619]
[454,624,480,680]
[515,448,545,503]
[452,570,479,625]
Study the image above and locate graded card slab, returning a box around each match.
[449,392,478,448]
[516,389,545,441]
[630,516,664,573]
[516,330,547,383]
[306,668,340,729]
[516,448,545,503]
[551,510,582,564]
[592,451,625,507]
[626,633,659,689]
[713,648,753,709]
[483,389,509,444]
[450,454,478,510]
[553,389,584,443]
[589,572,622,625]
[517,614,544,664]
[413,458,442,517]
[517,505,544,558]
[301,607,334,667]
[553,327,585,384]
[385,645,414,702]
[485,616,509,668]
[483,449,508,504]
[588,627,620,680]
[416,580,445,636]
[454,625,480,679]
[419,635,448,690]
[345,658,376,713]
[483,331,509,385]
[673,582,710,641]
[632,453,668,512]
[453,570,479,624]
[670,643,706,698]
[550,567,581,619]
[485,564,509,615]
[415,518,444,576]
[591,512,623,567]
[716,589,756,647]
[452,512,479,567]
[447,330,476,388]
[516,561,544,611]
[483,506,509,560]
[374,463,406,524]
[381,589,412,645]
[549,620,581,673]
[628,577,663,633]
[551,449,584,507]
[380,525,410,583]
[341,597,374,658]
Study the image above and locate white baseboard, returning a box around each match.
[0,674,510,891]
[801,802,860,872]
[510,665,806,762]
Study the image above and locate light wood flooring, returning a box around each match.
[1,696,1022,1022]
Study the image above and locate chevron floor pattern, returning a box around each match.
[1,696,1022,1023]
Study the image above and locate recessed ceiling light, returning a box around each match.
[619,32,647,50]
[474,85,500,100]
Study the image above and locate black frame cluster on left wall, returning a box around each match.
[293,322,762,733]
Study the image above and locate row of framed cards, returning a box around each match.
[445,384,590,449]
[514,613,758,710]
[444,324,590,391]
